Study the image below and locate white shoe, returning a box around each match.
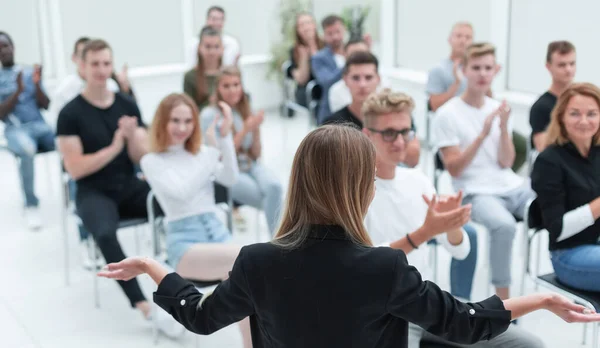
[150,304,186,339]
[24,207,42,230]
[80,241,104,270]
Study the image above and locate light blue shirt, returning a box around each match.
[425,58,467,98]
[0,65,45,125]
[200,106,253,151]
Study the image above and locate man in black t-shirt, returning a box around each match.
[530,41,576,152]
[324,51,420,167]
[55,40,173,328]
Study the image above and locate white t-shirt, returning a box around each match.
[186,34,240,69]
[364,167,470,281]
[433,96,523,195]
[140,135,238,222]
[49,73,120,128]
[328,76,392,114]
[333,54,346,69]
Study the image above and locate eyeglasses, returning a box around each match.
[367,128,415,143]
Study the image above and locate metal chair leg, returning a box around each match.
[89,237,100,308]
[583,323,588,345]
[592,322,598,348]
[535,234,542,291]
[61,173,70,286]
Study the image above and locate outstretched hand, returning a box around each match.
[421,195,471,238]
[545,294,600,323]
[97,256,149,281]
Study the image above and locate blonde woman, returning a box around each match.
[140,93,251,347]
[532,82,600,292]
[102,125,600,347]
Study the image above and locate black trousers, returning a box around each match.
[76,178,153,307]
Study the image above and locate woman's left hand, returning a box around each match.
[545,294,600,323]
[97,256,150,281]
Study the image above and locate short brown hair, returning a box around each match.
[321,15,343,29]
[343,51,379,75]
[546,40,576,63]
[73,37,91,55]
[82,39,111,61]
[207,6,225,17]
[149,93,202,154]
[463,42,495,66]
[361,89,415,127]
[545,82,600,147]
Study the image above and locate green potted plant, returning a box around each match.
[340,5,371,41]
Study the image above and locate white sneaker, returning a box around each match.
[24,207,42,230]
[150,304,186,339]
[80,241,104,270]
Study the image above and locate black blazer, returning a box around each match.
[154,225,511,348]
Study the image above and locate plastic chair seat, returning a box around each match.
[537,273,600,311]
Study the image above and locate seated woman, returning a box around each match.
[531,82,600,292]
[183,26,223,111]
[288,12,324,108]
[140,93,252,346]
[201,67,283,236]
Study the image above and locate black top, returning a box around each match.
[529,91,557,136]
[323,106,418,132]
[287,47,315,87]
[154,224,511,348]
[531,143,600,250]
[56,93,144,192]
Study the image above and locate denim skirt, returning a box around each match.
[166,212,231,269]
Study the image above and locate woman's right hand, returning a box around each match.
[97,256,151,281]
[217,101,233,137]
[244,110,265,132]
[205,113,221,147]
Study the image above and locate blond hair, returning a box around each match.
[463,42,495,66]
[451,21,473,33]
[361,89,415,128]
[272,125,375,249]
[545,82,600,146]
[149,93,202,154]
[213,66,252,121]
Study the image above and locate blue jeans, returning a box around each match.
[450,224,478,300]
[231,161,283,235]
[67,179,90,241]
[551,243,600,292]
[5,121,55,207]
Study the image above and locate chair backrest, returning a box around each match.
[434,151,445,171]
[526,198,543,231]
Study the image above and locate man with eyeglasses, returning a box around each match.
[362,89,544,348]
[324,51,420,167]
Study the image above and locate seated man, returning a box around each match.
[427,22,526,172]
[311,14,346,124]
[186,6,240,68]
[56,40,176,334]
[433,43,536,300]
[529,40,576,153]
[324,52,420,167]
[328,38,370,114]
[51,37,125,269]
[363,89,544,348]
[363,89,543,348]
[0,31,54,229]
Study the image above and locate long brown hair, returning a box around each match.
[149,93,202,154]
[546,82,600,147]
[213,66,252,120]
[272,125,376,250]
[196,26,223,106]
[292,12,324,65]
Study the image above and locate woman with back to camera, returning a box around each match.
[183,26,223,111]
[288,12,324,108]
[100,125,600,348]
[139,93,252,346]
[200,66,282,236]
[531,82,600,292]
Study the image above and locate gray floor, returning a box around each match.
[0,110,594,347]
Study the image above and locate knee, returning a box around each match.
[10,139,36,158]
[91,228,118,248]
[264,180,282,199]
[489,220,517,243]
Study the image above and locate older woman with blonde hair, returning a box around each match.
[102,125,600,347]
[532,82,600,292]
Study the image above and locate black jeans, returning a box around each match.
[76,178,153,307]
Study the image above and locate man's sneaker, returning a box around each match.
[24,207,42,230]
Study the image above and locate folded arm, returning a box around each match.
[57,136,121,180]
